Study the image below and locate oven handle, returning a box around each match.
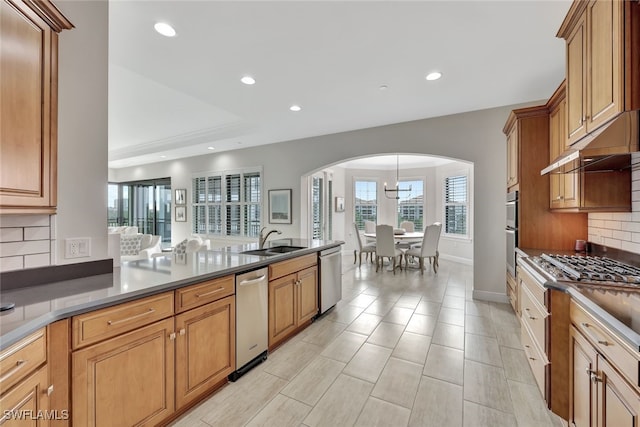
[506,229,516,234]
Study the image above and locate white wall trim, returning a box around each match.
[438,253,473,266]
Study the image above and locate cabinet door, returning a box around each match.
[506,126,519,188]
[0,366,50,427]
[72,318,175,427]
[566,12,587,145]
[597,355,640,427]
[296,266,318,325]
[570,326,597,427]
[562,160,580,209]
[175,296,235,410]
[550,100,564,209]
[0,0,54,211]
[586,0,623,132]
[269,274,297,347]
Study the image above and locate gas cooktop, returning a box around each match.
[531,254,640,288]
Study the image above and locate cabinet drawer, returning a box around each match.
[519,266,546,308]
[0,328,46,392]
[72,292,174,349]
[269,253,317,280]
[520,284,548,351]
[521,322,548,398]
[570,300,640,388]
[176,275,234,313]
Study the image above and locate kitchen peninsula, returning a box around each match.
[0,239,342,426]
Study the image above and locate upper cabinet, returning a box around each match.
[0,0,73,214]
[558,0,640,147]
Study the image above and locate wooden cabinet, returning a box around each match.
[517,264,570,420]
[0,0,72,214]
[506,125,519,190]
[0,329,53,426]
[503,106,587,250]
[506,271,519,317]
[268,254,318,349]
[569,301,640,427]
[72,318,175,427]
[175,295,235,410]
[559,0,640,146]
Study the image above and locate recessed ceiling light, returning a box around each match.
[160,155,167,158]
[154,22,176,37]
[379,85,388,90]
[241,76,256,85]
[207,146,215,150]
[290,105,302,112]
[426,72,442,81]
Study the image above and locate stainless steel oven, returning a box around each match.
[506,191,518,276]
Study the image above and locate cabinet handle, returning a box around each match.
[580,322,609,346]
[0,359,27,382]
[195,286,226,298]
[169,332,176,340]
[107,308,155,326]
[586,369,602,383]
[179,328,186,336]
[523,344,536,361]
[524,308,536,320]
[46,385,54,396]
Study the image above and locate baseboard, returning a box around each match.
[472,290,509,303]
[438,253,473,266]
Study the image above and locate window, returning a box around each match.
[444,175,468,236]
[354,180,377,230]
[192,170,261,237]
[397,179,424,231]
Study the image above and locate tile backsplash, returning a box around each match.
[0,215,55,272]
[588,156,640,255]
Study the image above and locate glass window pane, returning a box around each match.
[193,177,207,203]
[208,176,222,203]
[244,204,260,237]
[354,180,377,230]
[207,205,222,234]
[226,205,241,235]
[397,180,424,230]
[244,173,261,203]
[226,174,241,202]
[444,175,468,235]
[193,205,207,234]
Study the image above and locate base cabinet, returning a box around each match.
[0,366,50,427]
[72,318,175,427]
[268,258,318,350]
[569,302,640,427]
[175,296,235,410]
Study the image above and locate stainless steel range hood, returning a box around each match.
[541,111,640,175]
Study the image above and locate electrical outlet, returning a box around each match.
[65,237,91,259]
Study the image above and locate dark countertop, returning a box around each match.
[0,239,343,351]
[517,251,640,352]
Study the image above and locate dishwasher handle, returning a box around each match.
[239,275,267,287]
[319,246,341,258]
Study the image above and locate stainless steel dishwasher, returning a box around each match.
[229,267,268,381]
[319,246,342,314]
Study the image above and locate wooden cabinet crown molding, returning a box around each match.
[502,105,549,134]
[546,80,566,111]
[21,0,74,32]
[556,0,589,38]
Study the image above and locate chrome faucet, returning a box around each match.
[259,227,282,249]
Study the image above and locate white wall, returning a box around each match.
[56,0,109,265]
[0,1,108,272]
[112,104,518,301]
[588,153,640,253]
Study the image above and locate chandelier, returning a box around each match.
[384,155,412,199]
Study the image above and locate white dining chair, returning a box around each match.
[375,224,403,274]
[397,221,416,249]
[353,223,376,267]
[404,222,442,273]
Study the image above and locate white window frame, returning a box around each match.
[395,176,426,231]
[442,173,469,239]
[191,167,262,239]
[353,177,378,231]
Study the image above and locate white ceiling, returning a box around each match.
[108,0,572,169]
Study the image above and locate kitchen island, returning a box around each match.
[0,238,343,426]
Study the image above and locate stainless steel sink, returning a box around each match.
[240,246,306,256]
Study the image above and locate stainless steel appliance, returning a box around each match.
[529,254,640,288]
[319,246,342,314]
[506,191,518,276]
[230,267,268,381]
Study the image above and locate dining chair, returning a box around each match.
[353,223,376,267]
[397,220,416,249]
[404,222,442,273]
[375,224,403,274]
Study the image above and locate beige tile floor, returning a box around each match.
[171,256,565,427]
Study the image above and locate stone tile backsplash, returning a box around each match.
[588,156,640,255]
[0,215,54,272]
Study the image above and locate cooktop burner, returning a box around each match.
[539,254,640,285]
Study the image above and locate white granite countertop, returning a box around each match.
[0,239,342,350]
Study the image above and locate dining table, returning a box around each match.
[363,231,424,244]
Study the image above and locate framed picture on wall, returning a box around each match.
[175,206,186,222]
[269,189,292,224]
[335,196,345,212]
[175,189,186,205]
